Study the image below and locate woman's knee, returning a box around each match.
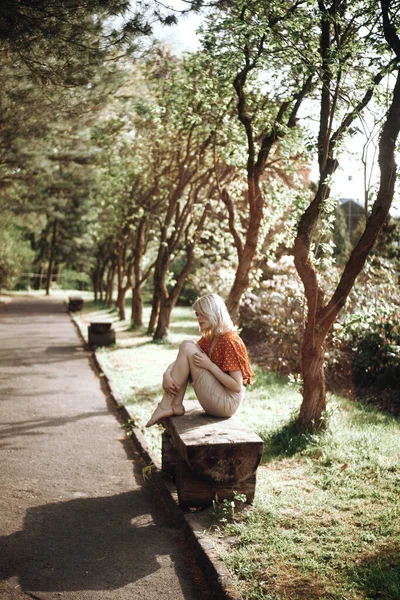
[179,339,198,354]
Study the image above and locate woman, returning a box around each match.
[146,293,254,427]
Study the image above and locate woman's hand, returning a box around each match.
[194,351,242,393]
[162,370,180,395]
[193,350,214,371]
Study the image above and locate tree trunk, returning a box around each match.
[153,252,195,341]
[98,262,107,302]
[153,300,174,342]
[115,250,124,318]
[93,270,100,302]
[151,261,169,339]
[225,67,313,323]
[298,327,327,429]
[148,283,161,334]
[295,68,400,430]
[105,264,115,306]
[131,216,147,328]
[226,243,258,323]
[45,257,54,296]
[131,283,144,327]
[93,274,97,302]
[116,286,128,320]
[153,209,206,341]
[116,261,132,320]
[93,259,105,303]
[45,219,58,296]
[148,251,166,334]
[226,180,263,323]
[33,262,44,290]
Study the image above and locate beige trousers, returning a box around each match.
[192,368,245,418]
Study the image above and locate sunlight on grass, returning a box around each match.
[77,299,400,600]
[238,367,303,447]
[217,394,400,600]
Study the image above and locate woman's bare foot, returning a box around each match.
[173,404,185,416]
[145,403,174,427]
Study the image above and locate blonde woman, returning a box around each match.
[146,293,254,427]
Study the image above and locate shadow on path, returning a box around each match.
[0,410,109,442]
[0,297,67,317]
[0,342,88,368]
[0,491,182,593]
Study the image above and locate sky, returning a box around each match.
[151,3,202,53]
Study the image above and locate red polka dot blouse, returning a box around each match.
[197,331,255,386]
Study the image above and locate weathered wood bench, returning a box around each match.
[88,320,116,346]
[162,402,263,508]
[68,296,84,312]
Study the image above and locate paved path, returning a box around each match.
[0,296,209,600]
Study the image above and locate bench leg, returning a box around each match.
[88,327,116,346]
[161,432,181,479]
[175,459,256,508]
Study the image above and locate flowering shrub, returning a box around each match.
[331,256,400,390]
[240,255,400,398]
[240,257,304,374]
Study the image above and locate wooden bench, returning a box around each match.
[162,402,263,508]
[88,320,116,346]
[68,296,84,312]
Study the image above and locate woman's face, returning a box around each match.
[194,310,212,332]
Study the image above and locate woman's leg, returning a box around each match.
[169,340,200,411]
[192,368,244,418]
[145,340,201,427]
[170,380,188,415]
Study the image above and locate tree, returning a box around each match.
[292,0,400,428]
[0,212,34,289]
[198,1,316,321]
[0,0,158,293]
[87,61,165,321]
[127,50,230,340]
[3,67,117,294]
[0,0,150,84]
[151,181,214,340]
[0,1,143,196]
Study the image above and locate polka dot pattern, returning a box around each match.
[198,331,255,385]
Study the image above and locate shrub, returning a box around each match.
[0,216,34,290]
[350,320,400,387]
[240,255,400,399]
[240,257,304,374]
[328,256,400,392]
[60,268,92,290]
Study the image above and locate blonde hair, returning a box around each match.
[192,293,236,338]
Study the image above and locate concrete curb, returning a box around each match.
[69,308,241,600]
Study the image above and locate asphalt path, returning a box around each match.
[0,296,209,600]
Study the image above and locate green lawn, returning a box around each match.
[75,299,400,600]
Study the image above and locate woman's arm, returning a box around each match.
[192,352,242,393]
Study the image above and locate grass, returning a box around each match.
[219,401,400,600]
[75,298,400,600]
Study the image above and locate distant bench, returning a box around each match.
[68,296,84,312]
[88,320,116,346]
[162,402,263,508]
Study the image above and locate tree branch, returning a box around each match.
[221,187,244,260]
